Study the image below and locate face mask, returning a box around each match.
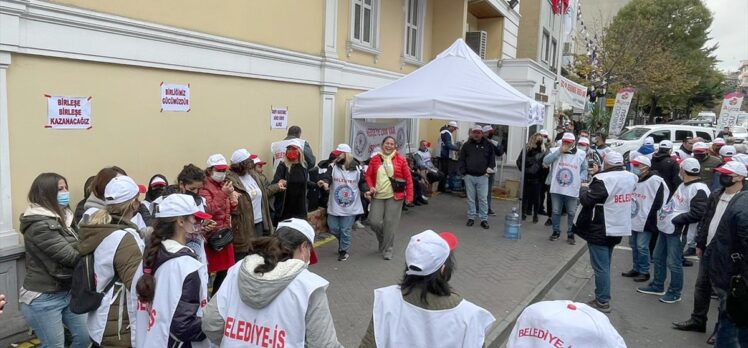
[659,148,670,154]
[211,172,226,183]
[631,167,641,177]
[695,154,707,161]
[577,146,588,152]
[591,136,597,143]
[286,150,300,161]
[57,191,70,207]
[720,175,737,188]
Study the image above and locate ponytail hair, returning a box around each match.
[87,198,137,226]
[136,216,178,304]
[249,227,309,275]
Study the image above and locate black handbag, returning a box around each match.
[207,228,234,251]
[727,252,748,328]
[381,155,407,193]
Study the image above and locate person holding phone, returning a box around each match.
[200,154,239,295]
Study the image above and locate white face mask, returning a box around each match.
[211,172,226,182]
[577,146,588,152]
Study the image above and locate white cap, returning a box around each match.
[447,121,458,128]
[682,158,701,174]
[405,230,458,276]
[643,136,655,145]
[714,138,726,146]
[631,155,651,167]
[659,140,673,149]
[605,151,624,166]
[482,125,493,133]
[719,145,736,157]
[155,194,212,220]
[206,154,229,170]
[716,161,748,177]
[277,218,318,265]
[253,156,267,166]
[693,142,709,153]
[507,300,626,348]
[231,148,253,164]
[471,125,484,132]
[578,137,590,146]
[539,130,549,137]
[561,133,576,143]
[335,144,352,154]
[150,176,167,188]
[104,176,145,205]
[733,154,748,170]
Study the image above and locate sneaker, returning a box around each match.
[466,219,475,227]
[488,210,497,216]
[637,285,666,296]
[421,195,429,201]
[353,221,365,230]
[621,270,641,277]
[480,221,489,229]
[338,252,350,261]
[660,293,682,304]
[586,299,611,313]
[566,236,576,245]
[549,233,560,241]
[544,218,552,226]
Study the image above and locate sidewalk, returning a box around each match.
[312,194,584,347]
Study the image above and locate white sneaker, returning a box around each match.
[353,221,365,230]
[421,195,429,201]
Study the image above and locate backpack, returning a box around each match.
[69,253,118,314]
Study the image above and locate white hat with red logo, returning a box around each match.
[206,154,229,170]
[692,142,709,154]
[682,158,701,174]
[539,129,549,137]
[405,230,458,276]
[719,145,737,158]
[713,138,726,146]
[631,155,651,167]
[578,137,590,146]
[447,121,459,128]
[155,194,212,220]
[561,133,576,143]
[104,176,146,205]
[231,148,257,164]
[715,161,748,178]
[506,300,626,348]
[605,151,624,166]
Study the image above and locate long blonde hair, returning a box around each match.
[336,152,356,171]
[88,198,138,225]
[527,132,545,152]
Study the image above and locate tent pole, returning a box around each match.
[518,126,529,218]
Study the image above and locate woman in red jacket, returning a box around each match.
[365,136,414,260]
[200,154,238,295]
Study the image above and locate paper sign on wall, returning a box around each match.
[45,95,92,129]
[161,83,191,112]
[271,107,288,129]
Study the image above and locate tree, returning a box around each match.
[599,0,717,122]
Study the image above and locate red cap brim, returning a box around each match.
[693,149,708,154]
[310,249,318,265]
[150,182,167,188]
[331,150,342,157]
[257,161,267,166]
[630,160,645,166]
[724,157,733,162]
[138,185,147,194]
[213,164,229,170]
[194,211,212,220]
[439,232,459,251]
[562,139,575,143]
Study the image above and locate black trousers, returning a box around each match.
[690,258,713,325]
[426,171,446,186]
[522,181,542,216]
[438,158,450,191]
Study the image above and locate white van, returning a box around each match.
[697,111,717,125]
[606,125,716,155]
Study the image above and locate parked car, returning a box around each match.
[731,126,747,144]
[697,111,717,125]
[606,125,716,155]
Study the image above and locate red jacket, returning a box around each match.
[200,178,238,273]
[366,152,414,202]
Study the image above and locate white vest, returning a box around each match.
[87,228,145,345]
[214,263,328,348]
[327,166,364,216]
[631,174,669,232]
[675,149,692,160]
[133,255,210,348]
[549,149,587,198]
[416,150,437,171]
[373,285,495,348]
[595,171,639,236]
[657,181,710,235]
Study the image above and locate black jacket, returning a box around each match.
[573,167,626,247]
[20,210,80,293]
[639,172,667,234]
[706,191,748,291]
[670,180,709,235]
[696,185,748,250]
[650,151,682,197]
[516,147,544,184]
[458,138,496,176]
[152,244,206,347]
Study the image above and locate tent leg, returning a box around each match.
[518,126,529,218]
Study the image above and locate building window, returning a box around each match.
[351,0,379,50]
[541,30,550,63]
[550,39,557,68]
[404,0,426,62]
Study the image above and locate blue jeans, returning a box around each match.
[20,291,90,348]
[715,288,748,347]
[588,243,614,304]
[328,215,355,252]
[551,193,578,237]
[630,230,652,274]
[464,175,489,221]
[650,232,683,297]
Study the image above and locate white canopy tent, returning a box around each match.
[351,39,545,126]
[351,38,546,217]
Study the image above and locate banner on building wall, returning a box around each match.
[270,138,306,170]
[558,76,587,110]
[160,83,191,112]
[351,120,408,161]
[717,92,745,129]
[270,106,288,129]
[608,87,635,136]
[45,95,92,130]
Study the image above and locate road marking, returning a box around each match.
[314,235,336,248]
[614,246,632,251]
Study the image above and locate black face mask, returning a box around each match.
[695,154,707,161]
[719,175,736,188]
[658,148,670,154]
